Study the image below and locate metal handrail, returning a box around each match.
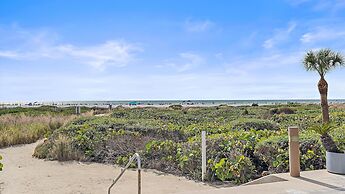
[108,153,141,194]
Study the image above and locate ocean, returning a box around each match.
[3,99,345,108]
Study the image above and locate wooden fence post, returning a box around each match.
[288,126,300,177]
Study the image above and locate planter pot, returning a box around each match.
[326,151,345,174]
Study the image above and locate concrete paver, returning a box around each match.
[177,170,345,194]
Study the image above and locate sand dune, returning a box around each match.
[0,141,212,194]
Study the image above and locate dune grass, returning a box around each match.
[34,135,85,161]
[0,105,100,148]
[0,114,76,148]
[0,105,90,116]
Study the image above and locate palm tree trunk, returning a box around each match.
[318,77,329,123]
[318,77,340,153]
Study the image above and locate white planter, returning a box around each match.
[326,151,345,174]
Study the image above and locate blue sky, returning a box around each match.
[1,0,345,102]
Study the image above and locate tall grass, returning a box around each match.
[34,135,85,161]
[0,114,76,148]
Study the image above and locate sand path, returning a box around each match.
[0,141,212,194]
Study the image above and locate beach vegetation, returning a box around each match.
[0,106,94,148]
[34,104,345,184]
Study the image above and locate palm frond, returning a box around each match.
[309,122,336,136]
[303,51,318,70]
[302,49,345,77]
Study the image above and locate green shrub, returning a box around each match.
[193,130,274,182]
[255,135,289,173]
[255,133,325,173]
[210,155,255,184]
[231,118,279,131]
[33,140,53,159]
[176,141,202,179]
[270,113,318,131]
[330,112,345,127]
[269,107,295,115]
[33,105,345,185]
[169,104,183,110]
[143,140,181,173]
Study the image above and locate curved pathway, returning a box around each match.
[0,141,211,194]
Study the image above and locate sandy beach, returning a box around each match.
[0,141,212,194]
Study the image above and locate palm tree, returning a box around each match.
[303,48,344,153]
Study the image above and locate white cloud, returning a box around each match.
[225,51,302,76]
[3,49,345,101]
[55,41,140,70]
[215,53,224,60]
[287,0,345,12]
[0,51,19,58]
[263,22,297,49]
[0,26,141,70]
[312,0,345,12]
[287,0,311,6]
[184,19,213,32]
[300,27,345,43]
[163,52,204,72]
[0,72,319,101]
[0,41,140,70]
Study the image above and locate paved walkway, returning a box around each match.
[179,170,345,194]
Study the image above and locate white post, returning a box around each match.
[201,131,206,182]
[75,105,81,115]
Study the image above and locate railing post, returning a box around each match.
[288,126,300,177]
[201,131,206,182]
[108,153,141,194]
[137,153,141,194]
[138,169,141,194]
